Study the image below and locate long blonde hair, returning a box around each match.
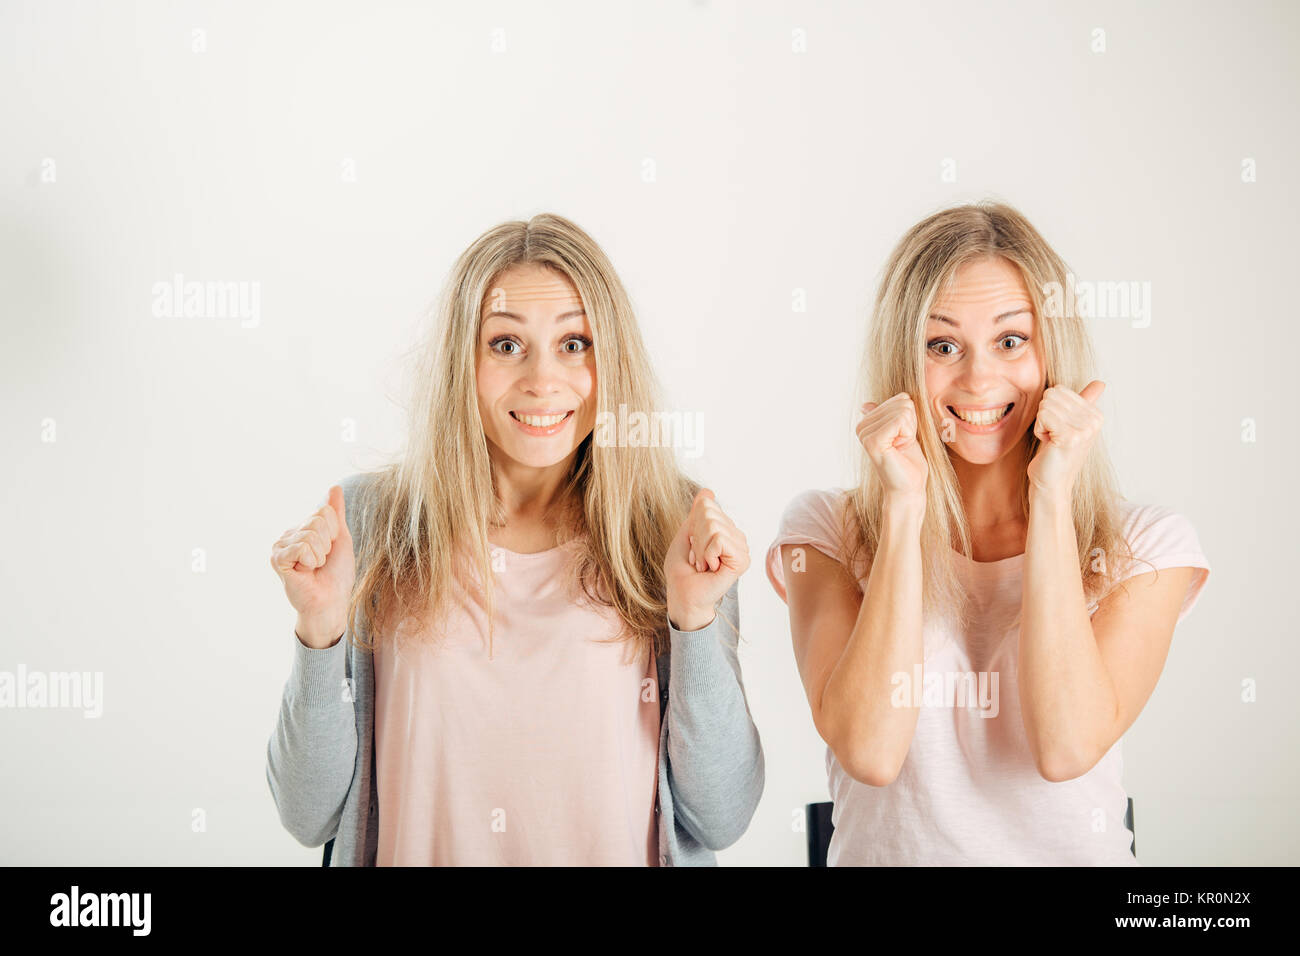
[345,213,710,659]
[840,201,1137,629]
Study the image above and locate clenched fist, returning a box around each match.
[269,485,356,649]
[664,488,749,632]
[1027,380,1106,500]
[857,392,930,504]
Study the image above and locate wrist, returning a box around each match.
[882,492,927,527]
[1028,484,1073,514]
[295,614,345,650]
[667,603,716,632]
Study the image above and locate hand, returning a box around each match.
[1027,380,1106,500]
[664,488,749,631]
[270,485,356,648]
[856,393,929,504]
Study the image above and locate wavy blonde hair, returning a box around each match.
[839,201,1138,629]
[344,213,720,659]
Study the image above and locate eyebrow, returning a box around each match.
[482,309,586,323]
[928,309,1031,327]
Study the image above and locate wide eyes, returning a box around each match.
[926,332,1029,358]
[487,333,593,357]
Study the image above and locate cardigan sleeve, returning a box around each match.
[265,631,358,847]
[265,472,370,848]
[663,580,765,850]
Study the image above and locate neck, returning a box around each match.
[486,442,577,529]
[948,439,1028,529]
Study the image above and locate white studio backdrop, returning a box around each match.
[2,0,1296,865]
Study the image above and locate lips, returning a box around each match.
[947,402,1014,426]
[509,410,574,427]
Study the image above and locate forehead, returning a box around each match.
[931,256,1032,314]
[481,263,582,314]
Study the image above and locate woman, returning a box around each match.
[267,213,763,866]
[766,202,1209,866]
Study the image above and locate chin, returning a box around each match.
[947,439,1016,467]
[504,444,576,469]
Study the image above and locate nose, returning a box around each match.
[517,348,564,396]
[953,347,1002,399]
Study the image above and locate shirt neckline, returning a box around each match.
[951,547,1024,571]
[488,537,584,561]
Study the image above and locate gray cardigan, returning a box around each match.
[266,471,764,865]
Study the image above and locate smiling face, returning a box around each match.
[476,262,598,473]
[924,255,1047,466]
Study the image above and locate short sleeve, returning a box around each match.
[1097,503,1211,623]
[764,488,851,604]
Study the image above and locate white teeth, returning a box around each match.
[515,412,568,427]
[953,404,1010,426]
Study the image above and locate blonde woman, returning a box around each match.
[267,213,763,866]
[766,202,1210,866]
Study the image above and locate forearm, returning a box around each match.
[265,631,358,847]
[664,586,764,849]
[820,495,925,783]
[1019,491,1119,780]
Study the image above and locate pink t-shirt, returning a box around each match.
[373,537,661,865]
[766,488,1211,866]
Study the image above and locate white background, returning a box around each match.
[2,0,1296,865]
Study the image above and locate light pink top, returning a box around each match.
[766,488,1210,866]
[373,538,661,866]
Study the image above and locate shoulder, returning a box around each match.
[766,487,855,602]
[777,487,852,537]
[1101,499,1210,622]
[1114,500,1207,565]
[339,470,378,509]
[338,470,386,545]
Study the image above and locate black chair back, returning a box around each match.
[805,802,835,866]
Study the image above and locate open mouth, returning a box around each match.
[947,402,1014,426]
[509,410,574,428]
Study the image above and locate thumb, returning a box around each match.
[328,485,349,539]
[1079,380,1106,404]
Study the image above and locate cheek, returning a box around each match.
[1025,341,1047,387]
[571,359,597,401]
[1017,356,1047,396]
[1015,360,1046,420]
[924,363,952,409]
[475,360,510,409]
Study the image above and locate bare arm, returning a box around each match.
[780,392,933,786]
[1019,489,1193,781]
[783,494,925,786]
[1019,381,1194,780]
